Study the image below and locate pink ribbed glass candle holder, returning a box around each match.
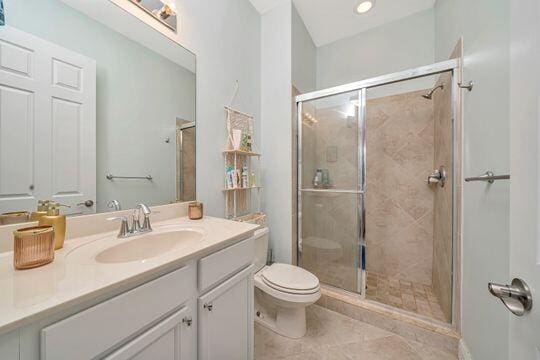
[13,225,55,270]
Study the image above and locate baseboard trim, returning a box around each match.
[458,339,473,360]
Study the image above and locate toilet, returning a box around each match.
[253,227,321,339]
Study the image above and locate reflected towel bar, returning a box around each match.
[106,174,153,181]
[464,171,509,183]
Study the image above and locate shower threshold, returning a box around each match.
[316,284,459,354]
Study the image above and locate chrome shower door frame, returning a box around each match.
[295,59,460,312]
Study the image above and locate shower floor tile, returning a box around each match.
[365,271,448,322]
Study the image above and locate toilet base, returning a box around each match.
[255,305,307,339]
[255,289,309,339]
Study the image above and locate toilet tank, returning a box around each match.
[253,227,269,271]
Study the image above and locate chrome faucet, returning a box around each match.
[107,203,153,238]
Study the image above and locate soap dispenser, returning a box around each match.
[38,203,70,250]
[30,200,50,221]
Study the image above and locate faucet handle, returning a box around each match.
[137,204,153,232]
[131,209,142,233]
[107,200,122,211]
[107,216,129,238]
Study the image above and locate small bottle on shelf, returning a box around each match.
[241,166,249,188]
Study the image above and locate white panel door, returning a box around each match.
[0,26,96,215]
[46,42,96,215]
[0,26,47,212]
[508,0,540,358]
[198,266,254,360]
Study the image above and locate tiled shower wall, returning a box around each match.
[176,119,196,202]
[365,90,435,286]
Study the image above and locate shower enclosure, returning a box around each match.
[176,119,196,202]
[296,60,459,324]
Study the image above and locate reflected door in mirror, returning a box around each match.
[0,26,96,216]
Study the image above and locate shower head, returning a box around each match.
[422,84,444,100]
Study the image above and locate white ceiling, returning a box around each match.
[249,0,289,14]
[249,0,436,47]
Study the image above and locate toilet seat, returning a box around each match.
[261,263,320,295]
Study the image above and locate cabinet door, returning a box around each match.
[198,265,254,360]
[105,306,194,360]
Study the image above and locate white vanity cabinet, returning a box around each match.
[40,264,197,360]
[198,266,254,360]
[197,237,255,360]
[0,233,255,360]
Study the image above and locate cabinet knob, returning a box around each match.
[182,316,193,326]
[204,302,213,312]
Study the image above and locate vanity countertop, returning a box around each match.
[0,216,257,335]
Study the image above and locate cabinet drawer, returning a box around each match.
[41,264,196,360]
[198,237,254,293]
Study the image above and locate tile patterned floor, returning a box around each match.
[365,271,448,322]
[254,305,457,360]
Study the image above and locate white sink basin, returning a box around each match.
[67,226,205,265]
[95,229,204,264]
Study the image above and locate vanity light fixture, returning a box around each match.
[155,0,176,20]
[355,0,375,14]
[129,0,178,32]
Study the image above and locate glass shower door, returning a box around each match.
[297,90,364,293]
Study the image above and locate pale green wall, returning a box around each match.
[435,1,511,359]
[292,3,316,93]
[316,9,435,91]
[5,0,196,212]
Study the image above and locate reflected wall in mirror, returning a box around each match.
[0,0,196,224]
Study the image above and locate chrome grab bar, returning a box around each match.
[106,173,153,181]
[464,171,510,183]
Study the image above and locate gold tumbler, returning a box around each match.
[188,202,203,220]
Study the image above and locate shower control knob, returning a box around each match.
[427,166,446,187]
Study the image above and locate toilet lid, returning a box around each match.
[261,263,319,292]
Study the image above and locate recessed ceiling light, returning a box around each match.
[355,0,375,14]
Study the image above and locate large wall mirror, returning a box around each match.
[0,0,196,224]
